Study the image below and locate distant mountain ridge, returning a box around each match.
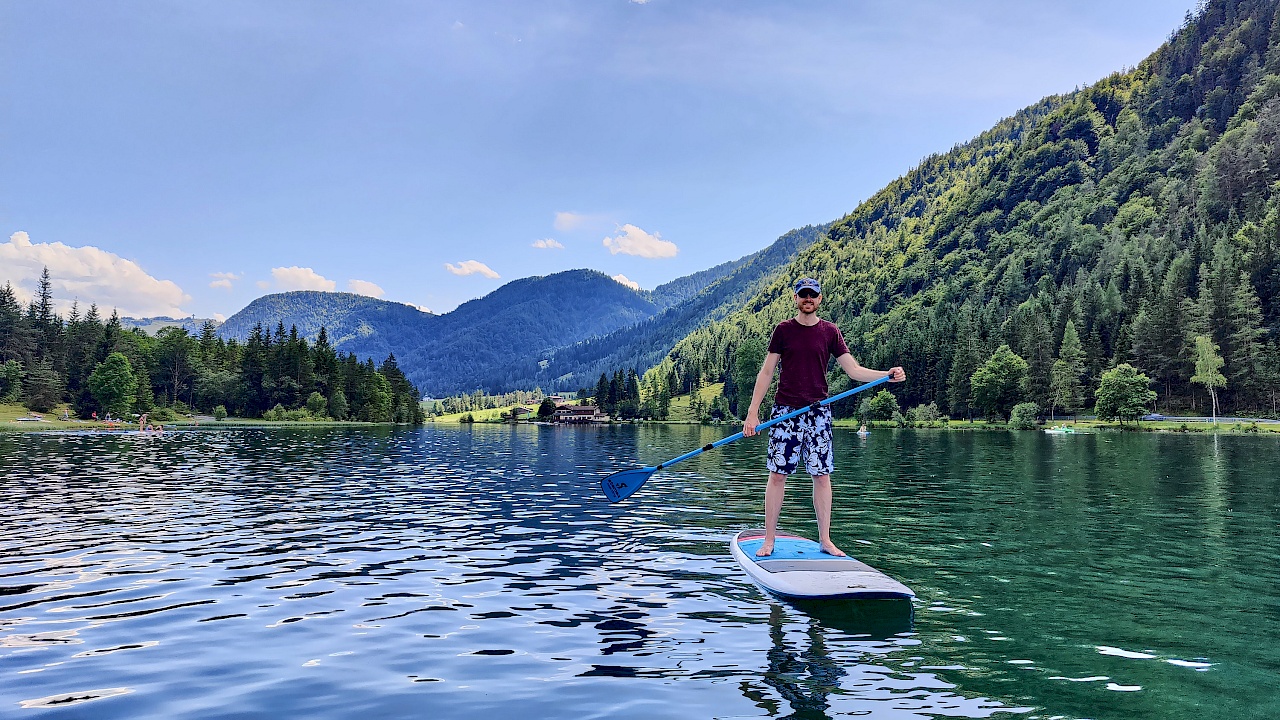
[214,229,817,396]
[122,316,220,335]
[473,224,828,392]
[217,270,665,396]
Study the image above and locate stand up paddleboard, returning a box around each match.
[730,529,914,600]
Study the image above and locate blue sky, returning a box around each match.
[2,1,1192,320]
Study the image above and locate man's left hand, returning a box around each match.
[887,367,906,382]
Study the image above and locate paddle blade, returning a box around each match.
[601,467,657,503]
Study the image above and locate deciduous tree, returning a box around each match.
[87,352,137,418]
[1096,364,1157,425]
[1191,334,1226,423]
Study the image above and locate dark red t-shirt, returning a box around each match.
[767,318,851,406]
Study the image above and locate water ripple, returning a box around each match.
[1,426,1277,719]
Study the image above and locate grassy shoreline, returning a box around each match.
[0,403,395,432]
[424,406,1280,434]
[7,402,1275,435]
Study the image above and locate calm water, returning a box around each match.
[0,425,1276,719]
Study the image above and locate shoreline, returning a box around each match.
[1,418,403,433]
[420,417,1280,434]
[8,412,1276,435]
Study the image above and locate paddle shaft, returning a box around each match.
[651,375,891,472]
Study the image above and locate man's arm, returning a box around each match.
[835,353,905,383]
[742,352,780,437]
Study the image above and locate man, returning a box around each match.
[742,277,905,557]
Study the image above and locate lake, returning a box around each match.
[0,425,1276,719]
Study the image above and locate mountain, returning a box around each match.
[121,316,221,335]
[646,254,754,310]
[219,291,437,366]
[474,224,828,393]
[654,0,1280,417]
[396,269,660,395]
[218,270,663,396]
[213,222,820,397]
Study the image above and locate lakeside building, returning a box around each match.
[553,405,610,424]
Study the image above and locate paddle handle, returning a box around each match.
[653,375,891,471]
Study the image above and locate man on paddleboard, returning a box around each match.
[742,277,905,557]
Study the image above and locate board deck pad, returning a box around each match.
[731,529,915,600]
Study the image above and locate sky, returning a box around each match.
[1,0,1193,320]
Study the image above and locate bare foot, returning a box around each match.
[754,540,775,557]
[819,542,847,557]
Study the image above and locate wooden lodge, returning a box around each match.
[553,405,610,423]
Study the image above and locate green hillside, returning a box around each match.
[653,0,1280,418]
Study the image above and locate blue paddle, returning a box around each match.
[601,375,891,502]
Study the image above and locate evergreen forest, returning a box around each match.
[0,271,425,424]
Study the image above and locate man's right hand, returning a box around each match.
[743,410,760,437]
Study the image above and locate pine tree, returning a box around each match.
[1225,272,1265,407]
[594,373,609,411]
[22,356,63,412]
[0,283,33,363]
[1049,320,1086,419]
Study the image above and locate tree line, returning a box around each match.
[0,269,424,423]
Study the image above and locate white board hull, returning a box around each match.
[730,529,915,600]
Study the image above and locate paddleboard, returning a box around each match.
[730,529,914,600]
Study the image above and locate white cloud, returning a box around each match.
[212,313,227,323]
[256,280,270,290]
[532,238,565,249]
[554,211,589,232]
[602,224,678,258]
[209,271,241,290]
[407,303,432,314]
[0,231,189,316]
[445,260,500,279]
[347,279,385,298]
[612,274,641,291]
[271,266,336,291]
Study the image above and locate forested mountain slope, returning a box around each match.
[219,291,436,366]
[396,269,660,395]
[654,0,1280,417]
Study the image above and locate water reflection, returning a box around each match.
[747,601,915,719]
[0,426,1277,719]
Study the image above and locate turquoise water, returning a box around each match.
[0,426,1276,719]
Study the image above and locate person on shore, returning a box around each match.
[742,277,905,557]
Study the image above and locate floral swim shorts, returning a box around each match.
[766,404,834,476]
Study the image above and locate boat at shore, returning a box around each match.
[1043,425,1078,434]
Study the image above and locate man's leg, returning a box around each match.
[811,474,845,556]
[757,472,788,557]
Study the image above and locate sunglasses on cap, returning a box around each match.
[797,289,819,299]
